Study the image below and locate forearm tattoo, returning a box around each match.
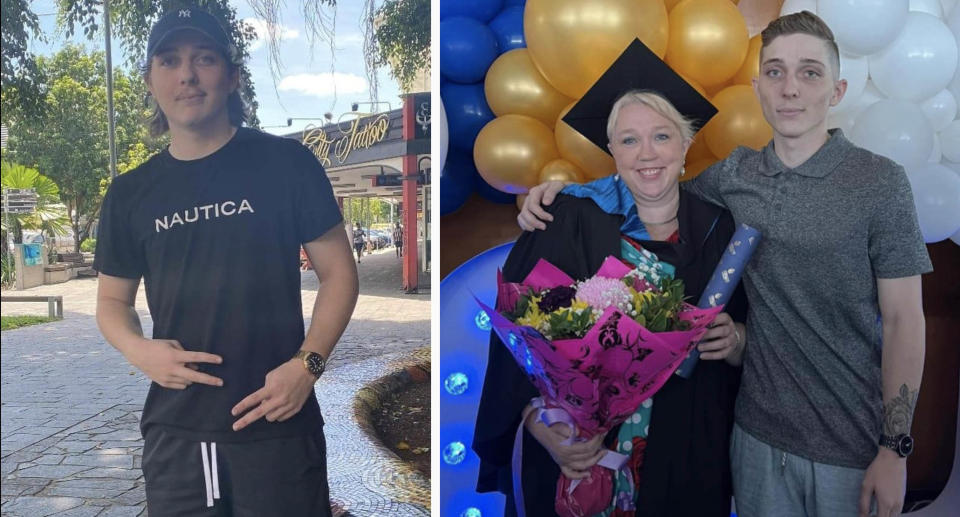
[882,383,919,436]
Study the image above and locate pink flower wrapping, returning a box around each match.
[481,256,723,517]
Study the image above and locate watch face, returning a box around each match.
[899,435,914,457]
[306,354,324,375]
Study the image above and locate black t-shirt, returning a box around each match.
[94,128,342,442]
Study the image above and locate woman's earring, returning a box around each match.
[681,165,686,177]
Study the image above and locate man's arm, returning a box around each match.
[231,224,358,430]
[96,273,223,389]
[859,275,925,517]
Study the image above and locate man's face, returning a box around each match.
[753,33,846,141]
[146,31,238,133]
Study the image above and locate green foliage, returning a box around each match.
[1,252,15,289]
[547,307,595,340]
[372,0,430,91]
[80,237,97,252]
[632,276,691,333]
[1,315,57,331]
[1,0,45,119]
[1,160,70,243]
[4,45,160,252]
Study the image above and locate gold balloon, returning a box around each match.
[554,102,617,180]
[474,114,560,194]
[666,0,749,88]
[665,0,683,10]
[732,34,762,85]
[703,85,772,159]
[485,49,574,126]
[525,0,669,99]
[685,135,716,163]
[678,72,709,98]
[539,158,586,184]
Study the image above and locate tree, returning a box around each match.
[1,0,45,119]
[5,46,160,252]
[1,160,70,249]
[371,0,430,92]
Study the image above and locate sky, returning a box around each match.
[27,0,404,136]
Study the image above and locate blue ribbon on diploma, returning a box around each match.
[674,223,761,378]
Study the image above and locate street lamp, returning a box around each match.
[350,101,392,113]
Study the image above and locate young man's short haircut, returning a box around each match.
[760,10,841,79]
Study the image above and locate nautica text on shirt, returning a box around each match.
[155,199,254,233]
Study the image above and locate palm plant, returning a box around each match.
[1,160,70,250]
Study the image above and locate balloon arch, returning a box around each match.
[437,0,960,244]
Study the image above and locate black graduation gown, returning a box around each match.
[472,190,747,517]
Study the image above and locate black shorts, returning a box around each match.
[142,426,332,517]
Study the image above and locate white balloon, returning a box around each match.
[830,53,870,114]
[828,109,858,134]
[943,0,958,18]
[869,13,959,102]
[830,80,887,134]
[929,133,943,162]
[850,100,934,170]
[949,68,960,108]
[940,120,960,162]
[945,160,960,174]
[951,226,960,246]
[919,89,958,131]
[906,163,960,242]
[819,0,909,56]
[911,0,944,16]
[783,0,818,16]
[437,97,449,175]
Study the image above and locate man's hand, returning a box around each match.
[859,448,906,517]
[518,180,567,231]
[231,359,316,431]
[698,312,746,366]
[126,338,223,390]
[525,408,607,480]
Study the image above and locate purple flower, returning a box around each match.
[538,286,576,313]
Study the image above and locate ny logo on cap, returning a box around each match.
[178,9,191,17]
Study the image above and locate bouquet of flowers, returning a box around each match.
[478,247,723,517]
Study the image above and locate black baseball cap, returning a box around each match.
[146,7,234,62]
[562,38,718,156]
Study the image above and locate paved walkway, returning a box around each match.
[1,248,431,516]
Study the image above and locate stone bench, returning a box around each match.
[1,295,64,319]
[43,264,71,284]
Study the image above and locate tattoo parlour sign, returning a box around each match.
[301,112,400,168]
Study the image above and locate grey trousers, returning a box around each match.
[731,423,875,517]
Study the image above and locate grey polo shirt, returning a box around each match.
[684,129,932,468]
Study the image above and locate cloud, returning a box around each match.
[243,17,300,51]
[337,33,364,46]
[277,72,368,97]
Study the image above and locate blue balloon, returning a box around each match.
[440,151,477,216]
[440,17,500,84]
[504,0,526,6]
[440,0,505,22]
[476,177,517,204]
[441,82,495,152]
[488,6,526,52]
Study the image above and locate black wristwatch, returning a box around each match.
[879,434,914,458]
[294,350,327,379]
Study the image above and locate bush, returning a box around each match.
[80,238,97,253]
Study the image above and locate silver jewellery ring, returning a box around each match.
[733,327,743,347]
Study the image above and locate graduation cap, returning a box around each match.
[562,38,718,156]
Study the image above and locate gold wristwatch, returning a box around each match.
[294,350,327,379]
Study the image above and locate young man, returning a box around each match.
[518,11,930,517]
[393,222,403,258]
[352,222,366,263]
[94,8,358,516]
